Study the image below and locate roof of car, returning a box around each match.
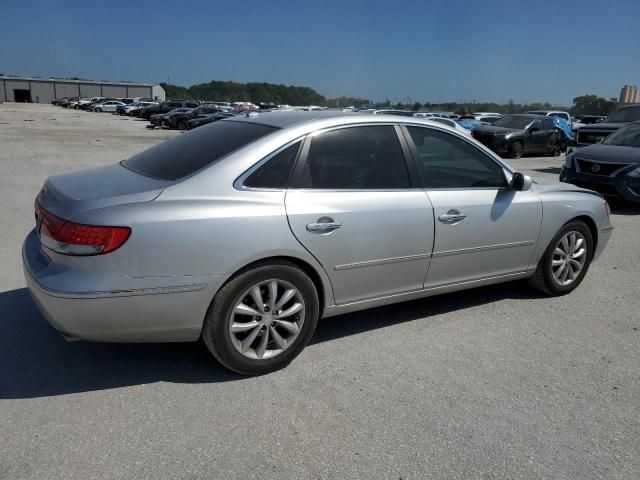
[224,110,359,128]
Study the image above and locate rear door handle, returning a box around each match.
[306,219,342,233]
[438,210,466,224]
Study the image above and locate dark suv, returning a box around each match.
[575,104,640,148]
[471,114,561,158]
[137,100,200,120]
[561,121,640,202]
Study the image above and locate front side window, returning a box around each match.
[244,141,301,189]
[298,126,410,189]
[542,118,554,130]
[407,127,507,189]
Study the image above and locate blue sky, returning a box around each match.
[1,0,639,104]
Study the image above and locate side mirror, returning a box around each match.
[510,172,532,191]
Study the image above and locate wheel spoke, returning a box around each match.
[255,329,269,358]
[554,248,565,256]
[231,320,260,333]
[240,326,261,353]
[275,319,299,335]
[568,233,576,254]
[551,259,564,267]
[561,236,570,254]
[559,265,570,283]
[270,326,287,349]
[268,281,278,310]
[569,259,582,272]
[572,248,585,259]
[234,303,261,317]
[275,289,296,310]
[276,302,303,319]
[250,286,265,313]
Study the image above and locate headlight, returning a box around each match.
[627,166,640,178]
[563,153,573,168]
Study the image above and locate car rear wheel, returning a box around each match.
[178,121,188,131]
[528,220,593,295]
[508,141,523,159]
[95,107,102,112]
[202,261,319,375]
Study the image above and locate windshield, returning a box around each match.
[492,115,534,129]
[605,106,640,123]
[602,124,640,147]
[122,120,277,181]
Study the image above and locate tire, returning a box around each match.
[508,141,524,159]
[202,260,320,375]
[95,107,102,112]
[178,121,188,131]
[528,220,594,296]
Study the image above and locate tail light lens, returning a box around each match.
[35,203,131,255]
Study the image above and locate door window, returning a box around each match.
[406,127,507,189]
[542,118,554,130]
[243,141,301,189]
[298,126,410,189]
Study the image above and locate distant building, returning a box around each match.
[619,85,639,104]
[0,74,166,103]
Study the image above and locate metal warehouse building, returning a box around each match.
[0,75,165,104]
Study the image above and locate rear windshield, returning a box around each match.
[122,120,277,181]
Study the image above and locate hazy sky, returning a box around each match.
[1,0,639,104]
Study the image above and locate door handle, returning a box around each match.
[306,219,342,233]
[438,210,466,224]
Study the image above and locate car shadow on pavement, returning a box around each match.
[0,288,242,399]
[1,282,543,399]
[532,167,562,175]
[608,199,640,215]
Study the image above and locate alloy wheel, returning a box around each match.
[551,231,587,286]
[229,279,305,360]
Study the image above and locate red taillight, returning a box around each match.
[36,203,131,255]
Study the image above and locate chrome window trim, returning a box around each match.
[233,137,305,191]
[334,253,430,271]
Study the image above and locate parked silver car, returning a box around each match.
[23,112,613,374]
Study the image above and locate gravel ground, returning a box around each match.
[1,103,638,480]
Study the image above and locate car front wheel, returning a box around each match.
[529,220,593,295]
[202,261,319,375]
[508,141,523,159]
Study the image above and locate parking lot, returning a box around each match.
[1,103,638,479]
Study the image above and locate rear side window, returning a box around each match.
[244,141,301,189]
[297,126,410,189]
[407,127,507,189]
[122,121,277,181]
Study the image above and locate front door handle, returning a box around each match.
[438,210,466,224]
[306,218,342,233]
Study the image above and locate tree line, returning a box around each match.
[162,81,619,116]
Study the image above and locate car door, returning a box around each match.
[525,119,548,154]
[401,125,542,288]
[285,124,435,305]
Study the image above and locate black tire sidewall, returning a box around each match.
[203,264,319,375]
[541,221,593,295]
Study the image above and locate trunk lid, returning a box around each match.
[37,162,170,220]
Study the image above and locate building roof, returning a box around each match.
[0,74,159,87]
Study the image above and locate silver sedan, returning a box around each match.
[23,112,613,374]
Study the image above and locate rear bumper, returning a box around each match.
[22,229,222,342]
[560,167,640,203]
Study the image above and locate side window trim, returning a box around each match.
[288,123,418,190]
[399,124,511,190]
[234,138,304,191]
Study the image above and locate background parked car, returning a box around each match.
[187,112,237,129]
[137,100,200,120]
[92,100,125,113]
[430,116,473,136]
[163,106,228,130]
[561,121,640,202]
[575,104,640,148]
[472,114,561,158]
[149,108,193,127]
